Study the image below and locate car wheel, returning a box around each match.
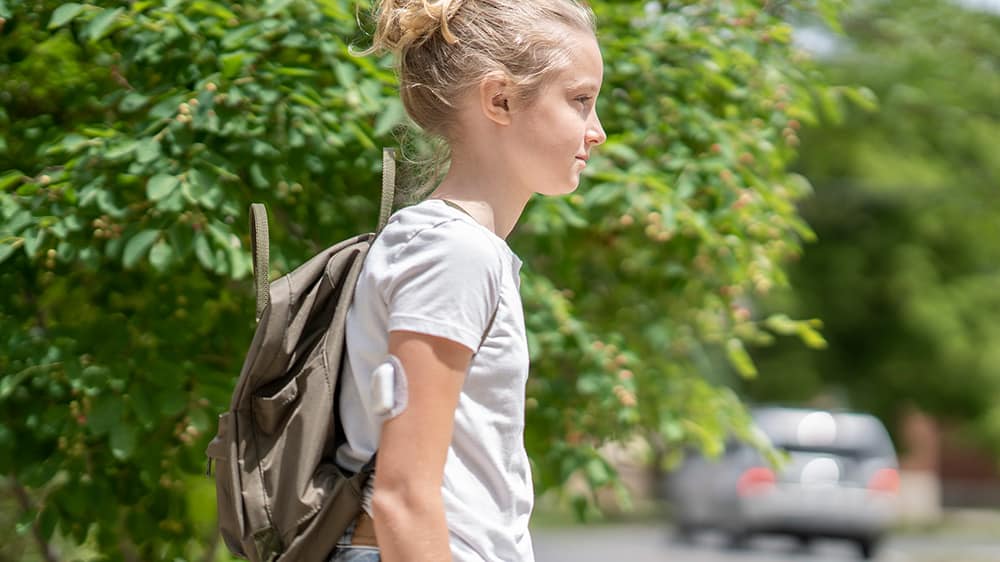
[856,537,879,559]
[672,523,696,544]
[726,531,751,550]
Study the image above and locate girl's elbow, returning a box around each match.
[371,480,442,520]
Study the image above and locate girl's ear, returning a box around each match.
[479,73,512,126]
[492,93,510,112]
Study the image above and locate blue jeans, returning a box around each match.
[329,519,381,562]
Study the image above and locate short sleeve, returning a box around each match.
[378,220,501,352]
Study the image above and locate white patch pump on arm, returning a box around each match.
[370,354,408,419]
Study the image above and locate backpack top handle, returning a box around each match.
[378,147,396,234]
[250,203,270,323]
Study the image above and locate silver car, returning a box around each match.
[665,406,899,559]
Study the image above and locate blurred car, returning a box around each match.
[664,406,899,559]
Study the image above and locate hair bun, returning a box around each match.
[373,0,465,54]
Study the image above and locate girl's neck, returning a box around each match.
[429,157,532,240]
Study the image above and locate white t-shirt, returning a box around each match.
[336,198,535,562]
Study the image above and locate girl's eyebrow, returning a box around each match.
[566,78,601,92]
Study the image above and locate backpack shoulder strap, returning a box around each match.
[249,203,270,323]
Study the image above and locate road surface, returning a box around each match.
[532,523,1000,562]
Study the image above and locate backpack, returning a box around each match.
[204,148,397,562]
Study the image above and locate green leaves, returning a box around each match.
[373,99,406,137]
[48,3,85,28]
[87,394,123,436]
[0,240,19,265]
[841,86,879,112]
[182,169,222,209]
[122,230,159,269]
[264,0,295,17]
[149,240,174,272]
[135,138,160,163]
[194,232,214,270]
[726,338,757,379]
[82,7,124,42]
[110,424,137,460]
[0,170,24,191]
[120,93,150,114]
[220,51,251,78]
[22,229,46,257]
[146,174,179,201]
[763,314,826,349]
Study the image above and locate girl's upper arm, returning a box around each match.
[374,329,473,497]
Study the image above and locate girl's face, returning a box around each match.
[509,30,607,196]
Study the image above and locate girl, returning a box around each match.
[334,1,606,560]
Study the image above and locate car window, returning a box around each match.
[752,409,896,460]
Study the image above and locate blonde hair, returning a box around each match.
[367,0,596,140]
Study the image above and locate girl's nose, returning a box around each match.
[587,113,607,147]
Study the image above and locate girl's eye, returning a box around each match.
[575,96,592,107]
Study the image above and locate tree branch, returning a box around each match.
[8,477,60,562]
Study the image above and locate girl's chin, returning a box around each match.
[548,181,580,196]
[534,172,582,196]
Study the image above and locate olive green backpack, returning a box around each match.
[205,149,396,562]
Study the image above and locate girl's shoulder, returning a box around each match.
[375,199,513,266]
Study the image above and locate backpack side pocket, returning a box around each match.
[252,375,300,435]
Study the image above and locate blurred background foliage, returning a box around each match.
[0,0,908,559]
[746,0,1000,454]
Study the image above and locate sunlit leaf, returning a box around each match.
[110,424,137,460]
[122,230,159,268]
[83,7,124,41]
[0,170,23,191]
[149,239,174,272]
[194,232,215,270]
[726,338,757,378]
[146,174,179,201]
[48,3,84,28]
